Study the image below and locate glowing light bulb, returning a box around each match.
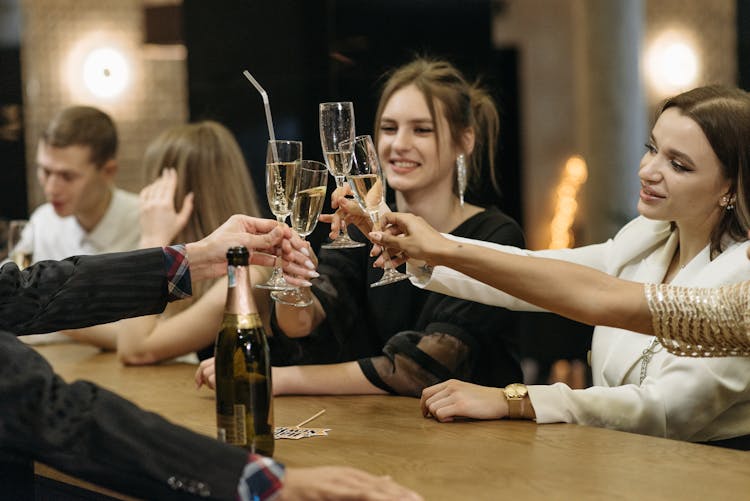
[82,47,129,98]
[646,32,699,95]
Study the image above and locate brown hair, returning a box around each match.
[41,106,117,167]
[373,57,501,199]
[142,121,262,300]
[660,85,750,257]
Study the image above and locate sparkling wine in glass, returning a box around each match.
[341,135,410,287]
[255,140,302,291]
[271,160,328,307]
[8,219,32,269]
[319,101,365,249]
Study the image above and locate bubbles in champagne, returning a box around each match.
[348,173,382,212]
[266,161,298,218]
[324,150,352,177]
[291,185,327,236]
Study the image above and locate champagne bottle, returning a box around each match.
[214,246,274,456]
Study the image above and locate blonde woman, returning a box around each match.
[72,121,316,364]
[198,58,525,396]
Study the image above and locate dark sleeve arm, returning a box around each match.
[0,331,252,500]
[270,241,371,365]
[0,249,168,335]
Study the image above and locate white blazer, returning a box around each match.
[410,216,750,441]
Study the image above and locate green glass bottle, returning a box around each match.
[214,246,274,456]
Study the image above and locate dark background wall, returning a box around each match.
[0,0,27,221]
[183,0,522,250]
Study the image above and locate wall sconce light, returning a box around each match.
[82,47,130,99]
[645,31,699,96]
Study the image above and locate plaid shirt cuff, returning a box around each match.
[162,245,192,301]
[237,453,285,501]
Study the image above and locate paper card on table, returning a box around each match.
[274,426,331,440]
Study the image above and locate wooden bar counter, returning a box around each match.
[33,342,750,500]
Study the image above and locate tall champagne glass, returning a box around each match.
[319,101,365,249]
[8,219,32,269]
[271,160,328,307]
[255,140,302,291]
[341,135,410,287]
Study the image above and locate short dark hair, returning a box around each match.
[40,106,118,167]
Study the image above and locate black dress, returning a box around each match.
[270,207,525,396]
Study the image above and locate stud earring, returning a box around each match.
[456,154,467,207]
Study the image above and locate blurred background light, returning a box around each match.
[645,31,699,96]
[82,47,130,98]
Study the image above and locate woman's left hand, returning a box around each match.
[420,379,508,422]
[139,168,193,247]
[195,356,215,390]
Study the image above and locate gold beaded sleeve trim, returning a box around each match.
[644,282,750,357]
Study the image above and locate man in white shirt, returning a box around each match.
[18,106,140,347]
[23,106,139,261]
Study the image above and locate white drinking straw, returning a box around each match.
[243,70,278,162]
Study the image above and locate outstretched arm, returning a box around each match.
[372,212,652,335]
[196,358,385,396]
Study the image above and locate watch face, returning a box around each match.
[505,384,527,399]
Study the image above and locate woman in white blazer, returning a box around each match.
[370,85,750,446]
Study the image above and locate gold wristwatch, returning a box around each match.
[503,383,528,419]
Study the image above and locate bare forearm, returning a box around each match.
[434,242,653,334]
[62,323,120,350]
[273,363,387,395]
[274,295,325,338]
[116,315,161,365]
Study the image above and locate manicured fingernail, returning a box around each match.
[307,270,319,278]
[300,247,310,257]
[300,280,313,287]
[304,259,315,269]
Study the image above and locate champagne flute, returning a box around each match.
[319,101,365,249]
[255,140,302,291]
[8,219,32,269]
[271,160,328,307]
[341,135,410,287]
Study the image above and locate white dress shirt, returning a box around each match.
[22,187,140,261]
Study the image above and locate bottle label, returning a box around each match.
[216,404,247,445]
[233,404,247,444]
[228,265,237,288]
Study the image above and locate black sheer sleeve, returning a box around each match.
[269,237,377,365]
[357,211,525,396]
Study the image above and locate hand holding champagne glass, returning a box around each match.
[255,140,302,291]
[271,160,328,307]
[341,135,410,287]
[319,102,365,249]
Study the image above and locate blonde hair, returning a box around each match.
[373,57,501,200]
[142,120,262,300]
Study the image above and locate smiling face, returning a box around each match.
[376,84,463,199]
[637,107,731,229]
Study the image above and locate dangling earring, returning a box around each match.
[721,194,736,211]
[456,154,467,207]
